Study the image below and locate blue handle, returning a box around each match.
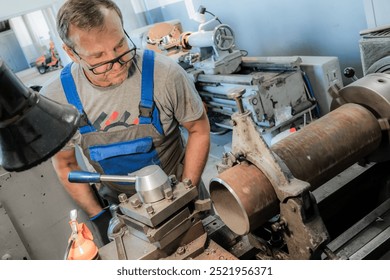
[68,171,101,183]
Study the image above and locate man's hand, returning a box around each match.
[52,149,103,217]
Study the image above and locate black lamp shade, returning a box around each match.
[0,60,80,172]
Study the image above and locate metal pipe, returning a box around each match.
[210,162,278,235]
[271,103,382,188]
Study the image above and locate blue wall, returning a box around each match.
[155,0,368,84]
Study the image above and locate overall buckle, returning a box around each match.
[139,104,153,118]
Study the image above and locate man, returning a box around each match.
[42,0,210,244]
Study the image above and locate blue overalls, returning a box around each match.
[60,50,184,196]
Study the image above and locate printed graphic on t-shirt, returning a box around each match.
[92,111,136,131]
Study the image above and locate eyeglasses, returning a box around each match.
[72,47,136,75]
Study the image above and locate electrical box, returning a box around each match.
[299,56,343,116]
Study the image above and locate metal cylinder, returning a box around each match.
[187,31,215,48]
[210,103,382,234]
[271,103,382,188]
[210,162,278,235]
[331,73,390,162]
[135,165,170,204]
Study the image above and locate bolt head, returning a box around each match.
[183,178,193,188]
[164,188,174,200]
[176,246,186,255]
[130,197,142,208]
[146,204,154,215]
[118,193,128,203]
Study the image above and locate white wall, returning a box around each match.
[156,0,369,83]
[0,0,60,21]
[1,0,383,82]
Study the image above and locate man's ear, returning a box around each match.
[63,44,78,63]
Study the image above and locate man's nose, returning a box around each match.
[111,59,123,70]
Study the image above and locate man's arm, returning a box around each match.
[52,149,103,217]
[181,110,210,187]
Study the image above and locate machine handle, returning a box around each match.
[68,171,101,183]
[343,67,358,81]
[68,171,137,184]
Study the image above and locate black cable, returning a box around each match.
[205,11,222,24]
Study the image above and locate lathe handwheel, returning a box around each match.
[214,24,235,51]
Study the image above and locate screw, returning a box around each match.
[176,246,186,255]
[130,197,142,208]
[164,188,174,200]
[118,193,128,203]
[146,204,155,215]
[183,178,193,188]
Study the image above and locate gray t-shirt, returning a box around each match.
[41,51,204,150]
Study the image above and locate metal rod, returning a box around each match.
[100,174,136,183]
[228,88,246,114]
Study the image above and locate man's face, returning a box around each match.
[66,8,134,87]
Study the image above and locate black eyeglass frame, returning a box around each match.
[71,30,137,75]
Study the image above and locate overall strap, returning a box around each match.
[139,50,154,125]
[139,50,163,134]
[60,63,96,134]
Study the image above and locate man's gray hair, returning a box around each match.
[57,0,123,48]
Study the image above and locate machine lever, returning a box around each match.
[68,171,137,184]
[68,171,101,183]
[343,67,358,82]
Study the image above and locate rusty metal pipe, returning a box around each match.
[272,103,382,188]
[210,103,382,234]
[210,162,279,235]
